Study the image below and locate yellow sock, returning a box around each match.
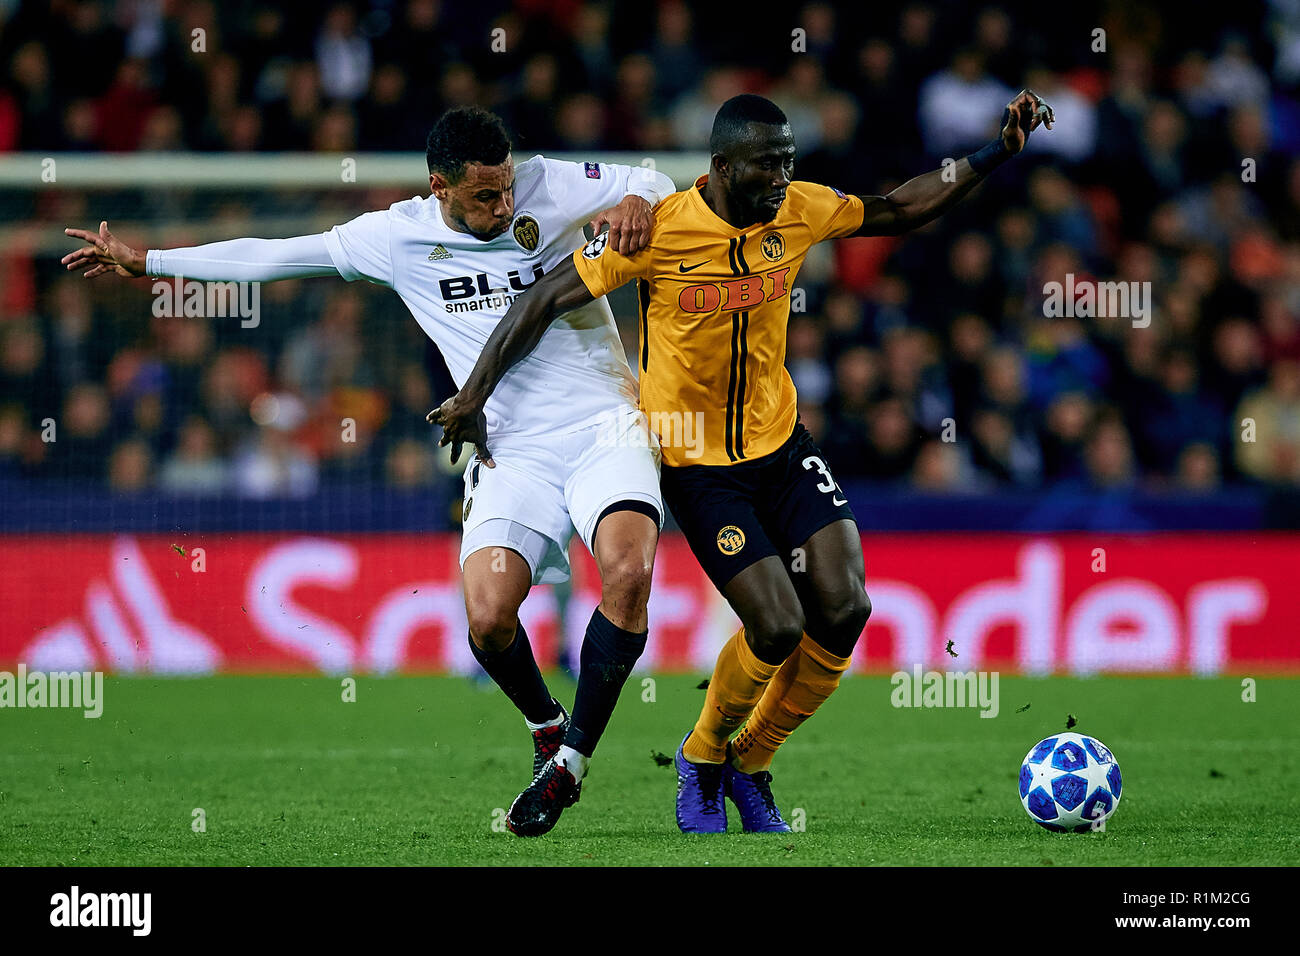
[683,628,780,764]
[731,634,851,772]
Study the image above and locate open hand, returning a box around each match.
[61,221,146,278]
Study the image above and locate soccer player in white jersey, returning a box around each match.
[62,107,676,836]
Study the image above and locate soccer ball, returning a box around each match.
[1018,732,1122,832]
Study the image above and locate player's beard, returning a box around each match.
[447,200,511,241]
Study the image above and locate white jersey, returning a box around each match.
[322,156,665,444]
[144,155,672,583]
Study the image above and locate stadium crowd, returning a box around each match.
[2,0,1300,497]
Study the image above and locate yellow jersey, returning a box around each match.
[573,176,864,467]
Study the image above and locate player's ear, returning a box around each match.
[429,172,448,200]
[711,153,729,183]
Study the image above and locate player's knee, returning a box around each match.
[825,586,871,649]
[748,611,806,664]
[466,601,520,653]
[599,553,654,613]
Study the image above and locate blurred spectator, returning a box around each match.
[970,407,1041,486]
[59,383,113,481]
[386,438,438,488]
[280,289,373,403]
[769,58,830,154]
[0,321,56,413]
[788,315,832,405]
[1140,348,1225,474]
[1235,359,1300,484]
[917,49,1010,157]
[861,397,924,481]
[1084,414,1137,490]
[605,54,659,151]
[1175,442,1222,492]
[1027,172,1099,259]
[0,407,30,479]
[651,1,701,106]
[1040,392,1093,484]
[159,417,228,494]
[8,40,60,148]
[503,55,562,150]
[555,92,606,150]
[108,438,154,492]
[1019,65,1097,165]
[1204,36,1271,112]
[316,3,372,101]
[262,61,321,150]
[359,63,426,150]
[671,67,745,149]
[799,93,862,194]
[232,427,319,498]
[911,438,981,493]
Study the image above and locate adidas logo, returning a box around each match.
[427,244,452,261]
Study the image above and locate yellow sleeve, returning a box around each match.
[795,182,866,243]
[572,231,652,299]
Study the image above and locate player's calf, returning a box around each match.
[463,549,564,766]
[550,505,657,783]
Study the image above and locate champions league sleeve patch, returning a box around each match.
[584,162,602,179]
[582,232,609,259]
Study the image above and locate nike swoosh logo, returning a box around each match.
[678,260,710,272]
[833,496,848,506]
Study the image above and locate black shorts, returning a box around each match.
[660,422,857,592]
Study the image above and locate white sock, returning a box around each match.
[524,701,566,732]
[554,745,589,781]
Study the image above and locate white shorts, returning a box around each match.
[458,408,664,585]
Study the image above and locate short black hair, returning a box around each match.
[709,94,789,155]
[426,107,512,181]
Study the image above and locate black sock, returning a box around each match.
[566,608,648,757]
[468,623,560,725]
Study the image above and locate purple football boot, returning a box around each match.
[675,733,727,833]
[724,760,792,833]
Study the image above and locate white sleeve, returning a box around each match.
[541,157,676,227]
[321,210,395,287]
[146,234,340,283]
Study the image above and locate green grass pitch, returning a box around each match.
[2,675,1296,866]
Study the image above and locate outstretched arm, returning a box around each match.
[63,221,342,282]
[428,257,595,466]
[853,89,1054,237]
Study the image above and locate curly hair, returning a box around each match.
[425,107,512,182]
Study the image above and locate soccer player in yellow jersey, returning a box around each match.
[435,90,1054,834]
